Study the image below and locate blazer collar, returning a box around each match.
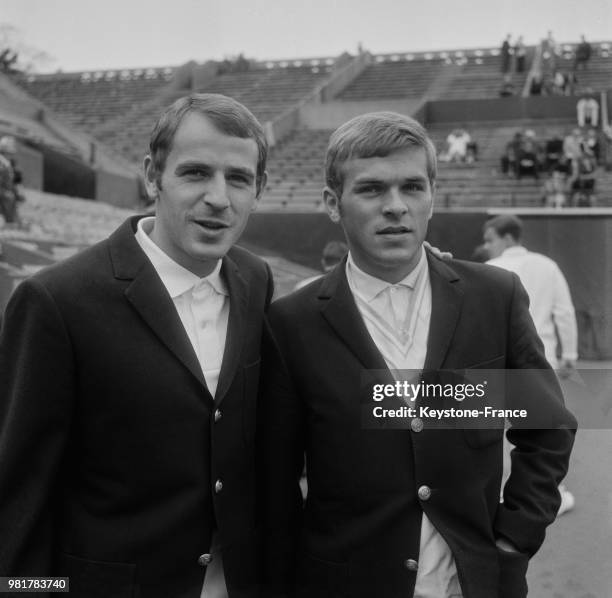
[317,257,389,373]
[423,252,463,371]
[109,216,249,403]
[215,253,249,405]
[317,250,463,373]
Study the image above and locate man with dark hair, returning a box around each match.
[260,112,576,598]
[0,94,271,598]
[483,214,577,377]
[294,241,349,291]
[574,35,592,71]
[483,214,578,516]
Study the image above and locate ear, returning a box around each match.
[323,186,341,223]
[143,155,161,202]
[428,181,436,220]
[253,170,268,210]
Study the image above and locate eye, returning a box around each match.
[227,173,251,186]
[182,167,209,179]
[403,181,426,192]
[356,183,382,195]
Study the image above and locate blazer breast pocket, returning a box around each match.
[243,359,261,445]
[58,553,136,598]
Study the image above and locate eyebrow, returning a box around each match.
[226,166,256,180]
[175,161,256,180]
[353,175,428,186]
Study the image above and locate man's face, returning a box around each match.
[144,112,264,277]
[483,227,508,259]
[324,147,434,283]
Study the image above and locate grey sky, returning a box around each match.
[3,0,611,73]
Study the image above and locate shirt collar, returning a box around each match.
[501,246,528,257]
[134,216,227,299]
[346,247,427,303]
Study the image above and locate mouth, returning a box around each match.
[193,218,230,232]
[376,225,412,235]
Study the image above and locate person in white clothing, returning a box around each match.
[483,213,577,515]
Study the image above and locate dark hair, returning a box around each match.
[321,241,348,268]
[484,214,523,241]
[325,111,437,197]
[147,93,268,193]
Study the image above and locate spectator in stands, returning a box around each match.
[542,30,558,74]
[499,74,516,97]
[294,240,348,290]
[565,70,579,96]
[530,72,544,95]
[563,128,584,166]
[574,35,592,70]
[517,129,541,179]
[545,134,565,173]
[0,93,271,597]
[0,136,23,228]
[542,73,555,96]
[501,131,523,176]
[552,70,568,95]
[442,128,472,163]
[542,167,568,208]
[569,150,597,206]
[584,128,600,163]
[501,34,512,73]
[576,89,599,127]
[514,36,527,73]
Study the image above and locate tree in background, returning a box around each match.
[0,23,54,74]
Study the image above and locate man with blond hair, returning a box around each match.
[260,112,576,598]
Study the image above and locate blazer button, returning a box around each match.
[410,417,424,433]
[215,479,223,494]
[198,553,213,567]
[418,485,432,501]
[214,409,222,423]
[404,558,418,571]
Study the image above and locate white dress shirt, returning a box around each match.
[488,246,578,368]
[346,249,463,598]
[135,217,229,597]
[135,217,229,397]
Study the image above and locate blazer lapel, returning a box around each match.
[423,252,463,371]
[214,253,249,405]
[110,216,209,392]
[318,261,390,373]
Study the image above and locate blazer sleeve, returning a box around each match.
[0,278,76,575]
[257,308,305,597]
[493,273,577,556]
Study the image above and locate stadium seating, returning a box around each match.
[10,45,612,209]
[263,128,331,210]
[336,49,532,102]
[17,69,175,135]
[260,117,612,211]
[553,42,612,94]
[196,64,333,123]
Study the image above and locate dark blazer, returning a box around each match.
[0,216,272,598]
[259,252,576,598]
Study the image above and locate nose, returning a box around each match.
[204,172,230,210]
[382,187,407,217]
